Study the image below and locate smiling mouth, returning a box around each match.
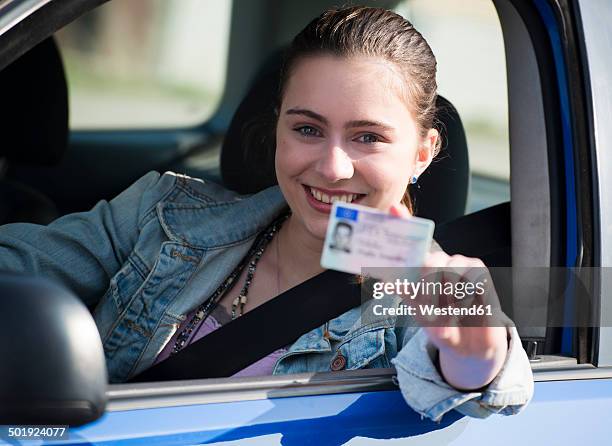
[304,185,366,204]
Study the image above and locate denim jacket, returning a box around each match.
[0,171,533,422]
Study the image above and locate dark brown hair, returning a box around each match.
[277,6,440,211]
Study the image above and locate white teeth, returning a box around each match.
[309,187,362,204]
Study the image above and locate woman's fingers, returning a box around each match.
[385,208,505,358]
[414,250,456,328]
[423,326,461,350]
[389,203,411,218]
[423,250,450,267]
[416,250,504,355]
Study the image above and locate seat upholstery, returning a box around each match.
[220,50,470,225]
[0,37,68,225]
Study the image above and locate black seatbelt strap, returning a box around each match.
[129,270,362,383]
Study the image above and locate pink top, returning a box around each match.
[154,303,288,377]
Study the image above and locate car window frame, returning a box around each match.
[575,0,612,367]
[104,364,612,412]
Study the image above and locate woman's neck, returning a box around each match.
[276,214,326,289]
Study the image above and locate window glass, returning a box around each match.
[55,0,232,129]
[396,0,510,212]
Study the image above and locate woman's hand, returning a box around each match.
[389,204,509,391]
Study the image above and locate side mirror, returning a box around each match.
[0,274,107,426]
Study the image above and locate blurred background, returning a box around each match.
[55,0,509,210]
[55,0,232,130]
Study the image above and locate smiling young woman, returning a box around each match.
[272,7,519,394]
[0,6,533,422]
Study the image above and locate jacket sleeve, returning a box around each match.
[0,171,177,307]
[391,323,534,422]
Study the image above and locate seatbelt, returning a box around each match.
[128,270,362,383]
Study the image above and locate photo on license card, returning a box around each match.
[320,202,434,280]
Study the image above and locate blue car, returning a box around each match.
[1,0,612,444]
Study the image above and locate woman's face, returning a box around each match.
[275,54,437,240]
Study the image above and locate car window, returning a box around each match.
[54,0,232,130]
[396,0,509,212]
[1,0,600,435]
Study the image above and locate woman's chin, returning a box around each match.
[299,215,330,242]
[307,220,330,242]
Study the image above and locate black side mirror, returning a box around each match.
[0,274,107,426]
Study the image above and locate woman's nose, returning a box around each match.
[315,145,355,182]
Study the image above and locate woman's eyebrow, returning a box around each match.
[345,120,395,133]
[285,108,328,125]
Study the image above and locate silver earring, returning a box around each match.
[410,175,418,184]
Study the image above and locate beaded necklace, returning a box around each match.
[171,211,291,355]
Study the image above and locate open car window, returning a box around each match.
[1,0,610,441]
[396,0,510,212]
[56,0,233,130]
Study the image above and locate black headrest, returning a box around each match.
[411,96,469,223]
[221,52,469,225]
[0,37,68,166]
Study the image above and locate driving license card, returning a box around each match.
[320,202,434,275]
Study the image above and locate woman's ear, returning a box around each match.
[414,128,439,177]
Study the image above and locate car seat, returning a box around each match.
[0,37,68,225]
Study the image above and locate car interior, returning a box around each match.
[0,0,592,387]
[0,37,67,225]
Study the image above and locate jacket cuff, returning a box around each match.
[391,326,534,422]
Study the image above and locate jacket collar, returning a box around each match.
[287,304,397,354]
[158,185,289,249]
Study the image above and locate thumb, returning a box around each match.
[389,203,411,219]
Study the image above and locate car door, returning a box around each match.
[2,0,612,444]
[62,0,612,443]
